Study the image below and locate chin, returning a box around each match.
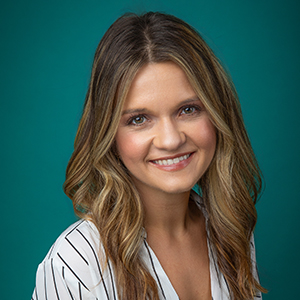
[157,182,197,195]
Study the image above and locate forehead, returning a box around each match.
[122,62,197,110]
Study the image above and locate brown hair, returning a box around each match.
[64,12,266,299]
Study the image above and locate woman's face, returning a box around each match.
[115,62,216,197]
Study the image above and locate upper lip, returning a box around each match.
[149,152,194,161]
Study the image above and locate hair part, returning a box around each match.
[64,11,266,299]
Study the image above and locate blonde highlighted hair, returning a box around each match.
[64,12,266,299]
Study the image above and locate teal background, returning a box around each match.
[1,0,299,298]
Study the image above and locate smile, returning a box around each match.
[152,153,192,166]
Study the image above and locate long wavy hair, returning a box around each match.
[64,12,266,299]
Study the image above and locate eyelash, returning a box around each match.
[180,104,201,115]
[126,104,202,126]
[126,114,148,126]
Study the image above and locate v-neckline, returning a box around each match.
[141,191,230,300]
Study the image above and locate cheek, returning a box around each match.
[193,119,217,152]
[115,130,148,164]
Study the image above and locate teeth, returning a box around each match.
[154,154,191,166]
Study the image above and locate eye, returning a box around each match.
[182,106,196,114]
[180,105,201,115]
[128,115,147,125]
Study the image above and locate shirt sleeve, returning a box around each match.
[250,234,263,299]
[31,220,116,300]
[31,245,100,300]
[32,256,97,300]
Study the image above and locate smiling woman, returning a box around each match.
[32,12,266,300]
[115,62,216,196]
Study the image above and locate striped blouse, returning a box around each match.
[32,192,262,300]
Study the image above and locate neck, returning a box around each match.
[138,188,198,238]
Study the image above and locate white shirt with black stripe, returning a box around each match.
[32,191,262,300]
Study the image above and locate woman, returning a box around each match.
[32,12,266,300]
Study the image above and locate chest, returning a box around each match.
[143,224,212,300]
[157,242,211,300]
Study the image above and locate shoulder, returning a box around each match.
[44,219,101,263]
[33,220,117,299]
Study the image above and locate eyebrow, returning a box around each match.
[121,97,201,116]
[121,108,151,116]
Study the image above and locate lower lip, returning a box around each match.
[149,153,194,171]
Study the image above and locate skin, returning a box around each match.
[115,62,216,300]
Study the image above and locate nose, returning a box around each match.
[153,119,186,150]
